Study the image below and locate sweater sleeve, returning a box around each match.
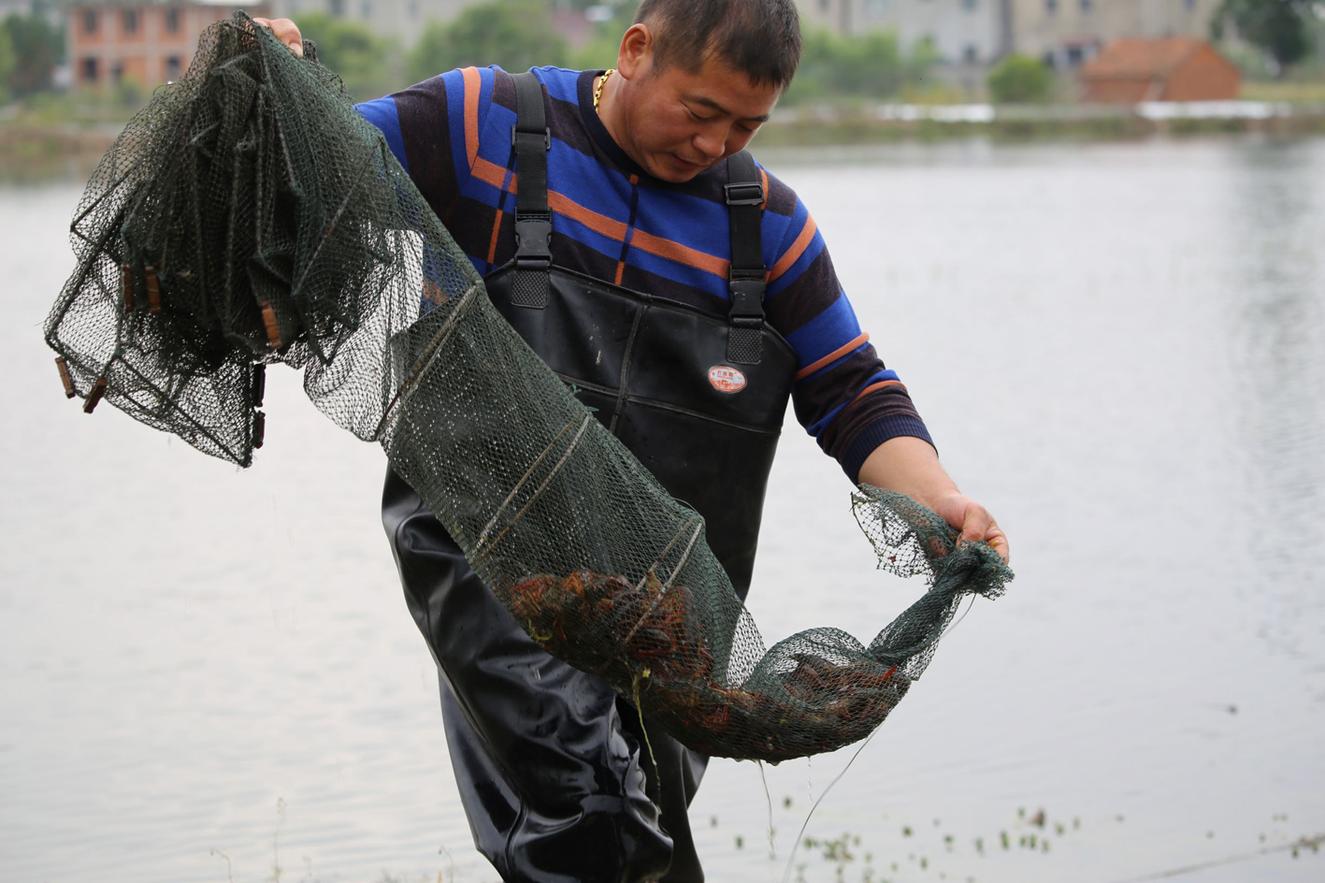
[760,171,934,482]
[355,66,504,230]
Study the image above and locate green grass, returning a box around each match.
[1240,80,1325,104]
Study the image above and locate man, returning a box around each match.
[261,2,1007,880]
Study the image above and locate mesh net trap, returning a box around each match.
[44,13,1013,763]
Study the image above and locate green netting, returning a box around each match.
[44,12,1012,762]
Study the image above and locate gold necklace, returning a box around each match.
[593,68,614,111]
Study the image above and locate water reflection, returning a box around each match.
[1223,139,1325,660]
[3,137,1324,882]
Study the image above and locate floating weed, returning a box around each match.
[824,835,852,862]
[774,802,1289,882]
[210,849,235,883]
[1292,833,1325,855]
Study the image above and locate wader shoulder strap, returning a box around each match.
[511,70,551,308]
[724,150,766,365]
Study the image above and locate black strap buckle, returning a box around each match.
[512,126,551,150]
[724,181,764,206]
[515,215,553,268]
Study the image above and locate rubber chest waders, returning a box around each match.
[382,71,795,883]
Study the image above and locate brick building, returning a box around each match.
[67,0,267,90]
[1081,37,1240,102]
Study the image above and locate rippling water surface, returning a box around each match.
[3,136,1323,882]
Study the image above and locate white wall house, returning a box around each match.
[799,0,1010,65]
[797,0,1222,71]
[999,0,1219,69]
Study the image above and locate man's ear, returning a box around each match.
[616,22,654,80]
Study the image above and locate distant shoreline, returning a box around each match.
[0,122,123,183]
[758,99,1325,145]
[5,100,1325,182]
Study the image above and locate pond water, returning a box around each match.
[2,135,1323,882]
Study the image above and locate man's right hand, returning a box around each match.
[252,17,304,57]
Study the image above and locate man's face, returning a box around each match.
[616,40,781,183]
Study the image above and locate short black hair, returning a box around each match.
[634,0,802,89]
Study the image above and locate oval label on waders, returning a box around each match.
[707,365,747,394]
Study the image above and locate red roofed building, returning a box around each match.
[1081,37,1240,103]
[67,1,268,91]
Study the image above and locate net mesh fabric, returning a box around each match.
[45,13,1011,762]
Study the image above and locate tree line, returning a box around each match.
[0,3,62,105]
[295,0,943,104]
[260,0,1325,104]
[0,0,1319,107]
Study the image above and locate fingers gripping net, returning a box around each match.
[45,13,1012,762]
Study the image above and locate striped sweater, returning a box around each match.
[357,65,931,480]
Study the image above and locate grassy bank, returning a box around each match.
[0,124,118,182]
[1239,80,1325,103]
[6,93,1325,183]
[0,92,142,183]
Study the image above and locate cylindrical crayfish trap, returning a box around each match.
[44,12,1012,763]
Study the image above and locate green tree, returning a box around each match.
[987,54,1054,103]
[297,12,398,100]
[0,25,13,104]
[784,28,934,104]
[2,11,63,97]
[407,0,568,84]
[904,35,943,87]
[1213,0,1319,76]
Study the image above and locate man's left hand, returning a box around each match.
[932,493,1009,563]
